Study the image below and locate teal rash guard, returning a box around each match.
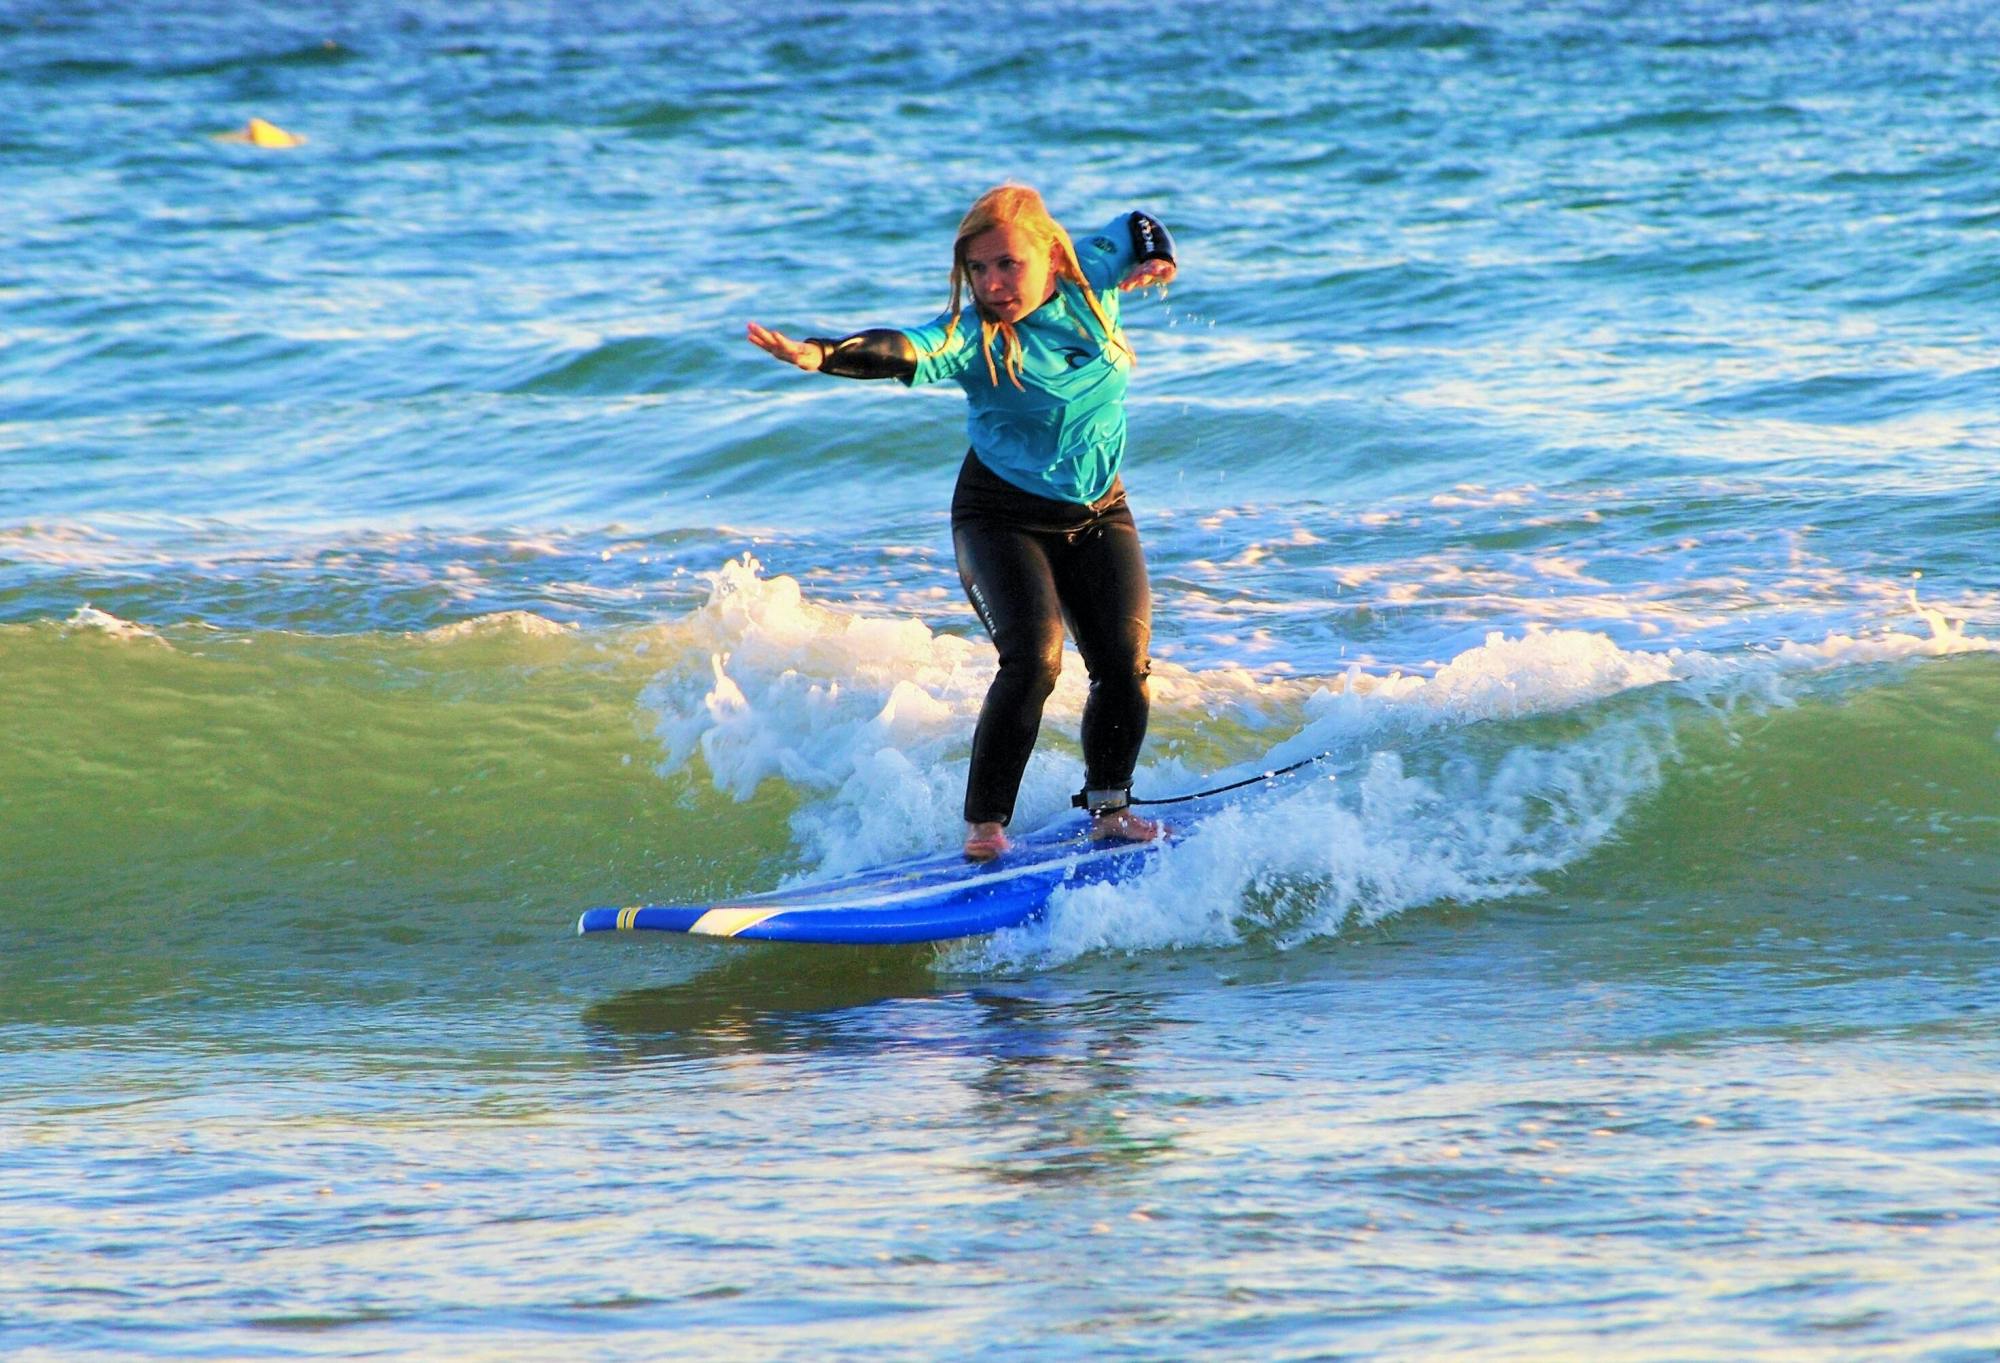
[896,216,1152,506]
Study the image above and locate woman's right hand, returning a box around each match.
[745,321,823,371]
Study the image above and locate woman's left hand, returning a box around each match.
[1119,259,1177,292]
[745,321,823,370]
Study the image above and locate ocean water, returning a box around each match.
[4,0,1999,1357]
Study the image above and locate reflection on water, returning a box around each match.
[961,990,1179,1187]
[580,946,1184,1186]
[578,941,946,1062]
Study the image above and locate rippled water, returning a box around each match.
[4,1,1998,1357]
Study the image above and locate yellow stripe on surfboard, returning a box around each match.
[689,907,784,938]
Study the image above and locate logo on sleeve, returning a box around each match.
[1089,236,1115,254]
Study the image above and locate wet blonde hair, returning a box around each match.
[932,185,1134,389]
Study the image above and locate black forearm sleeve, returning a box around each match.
[1127,211,1176,266]
[804,329,918,381]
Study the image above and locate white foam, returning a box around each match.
[418,611,575,641]
[60,605,165,644]
[0,523,127,567]
[1274,599,1995,764]
[641,556,1297,875]
[952,715,1675,971]
[643,556,989,871]
[643,558,1998,948]
[1413,626,1682,718]
[1428,483,1536,509]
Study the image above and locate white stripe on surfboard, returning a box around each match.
[694,837,1165,918]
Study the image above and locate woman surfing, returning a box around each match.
[746,185,1178,862]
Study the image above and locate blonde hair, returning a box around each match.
[931,185,1134,389]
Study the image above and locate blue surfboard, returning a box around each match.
[578,807,1195,946]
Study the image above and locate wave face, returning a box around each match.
[5,566,1993,987]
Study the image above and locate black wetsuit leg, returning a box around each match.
[953,518,1066,826]
[1058,508,1152,798]
[951,452,1153,827]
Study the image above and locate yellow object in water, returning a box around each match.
[219,117,305,149]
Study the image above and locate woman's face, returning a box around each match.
[963,224,1055,325]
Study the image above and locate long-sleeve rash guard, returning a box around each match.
[800,213,1166,505]
[895,213,1172,505]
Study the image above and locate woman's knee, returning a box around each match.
[1091,656,1150,705]
[1081,626,1151,689]
[995,633,1064,700]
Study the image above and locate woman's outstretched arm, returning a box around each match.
[745,322,917,381]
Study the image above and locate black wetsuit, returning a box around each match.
[803,209,1174,827]
[950,450,1150,826]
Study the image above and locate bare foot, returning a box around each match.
[1090,807,1164,843]
[964,821,1011,862]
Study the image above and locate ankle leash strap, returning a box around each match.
[1071,787,1131,815]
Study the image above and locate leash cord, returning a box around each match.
[1130,752,1330,807]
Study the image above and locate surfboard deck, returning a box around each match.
[577,809,1188,946]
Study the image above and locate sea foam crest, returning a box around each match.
[641,556,1299,875]
[419,610,575,641]
[60,604,165,644]
[952,713,1675,972]
[647,558,1996,934]
[958,598,1999,968]
[1270,594,1994,769]
[643,556,990,873]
